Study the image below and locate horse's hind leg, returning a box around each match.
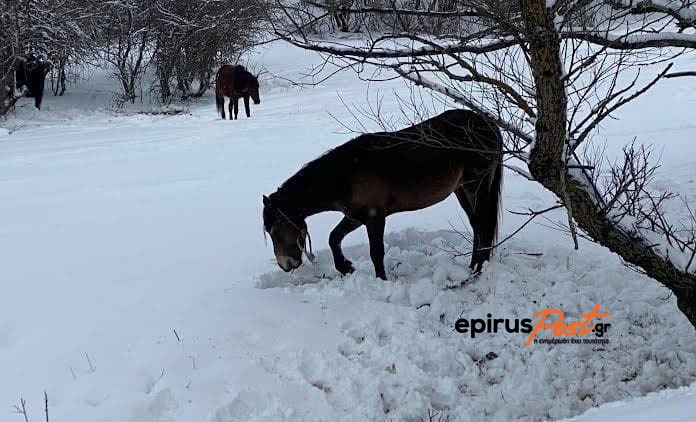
[243,94,250,117]
[228,97,234,120]
[233,97,239,120]
[475,199,498,271]
[456,184,498,272]
[457,183,498,272]
[329,216,362,275]
[454,187,481,270]
[364,209,387,280]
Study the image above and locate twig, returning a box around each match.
[85,352,96,373]
[44,391,49,422]
[12,398,29,422]
[495,204,565,250]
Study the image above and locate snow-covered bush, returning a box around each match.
[150,0,269,103]
[280,0,477,35]
[0,0,271,111]
[0,0,102,115]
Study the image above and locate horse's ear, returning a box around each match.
[263,195,270,206]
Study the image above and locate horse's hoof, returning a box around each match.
[469,260,484,274]
[336,260,355,275]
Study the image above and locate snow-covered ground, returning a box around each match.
[562,382,696,421]
[1,42,696,421]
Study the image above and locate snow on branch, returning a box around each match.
[277,34,519,58]
[608,0,696,29]
[563,30,696,49]
[392,66,535,145]
[303,0,484,17]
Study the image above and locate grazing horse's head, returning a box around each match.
[262,195,307,272]
[247,77,261,105]
[235,66,260,105]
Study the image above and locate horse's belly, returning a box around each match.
[387,179,458,212]
[349,167,462,213]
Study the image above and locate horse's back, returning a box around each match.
[343,109,501,159]
[216,65,237,96]
[216,64,255,95]
[392,109,501,151]
[216,65,235,81]
[279,109,503,186]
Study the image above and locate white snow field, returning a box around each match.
[2,42,696,421]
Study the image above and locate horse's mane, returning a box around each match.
[233,65,258,85]
[217,64,251,76]
[274,143,352,202]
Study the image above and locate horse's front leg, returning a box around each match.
[243,94,251,117]
[365,209,387,280]
[233,96,239,120]
[228,97,234,121]
[329,216,362,275]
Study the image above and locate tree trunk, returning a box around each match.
[158,67,172,103]
[0,58,20,116]
[520,0,696,328]
[52,55,67,96]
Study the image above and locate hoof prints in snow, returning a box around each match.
[257,228,696,421]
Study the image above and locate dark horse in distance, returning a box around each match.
[263,109,504,280]
[16,53,51,110]
[215,65,260,120]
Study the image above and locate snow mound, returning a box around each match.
[257,228,696,421]
[212,391,287,422]
[563,382,696,421]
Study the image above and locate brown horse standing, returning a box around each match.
[215,65,260,120]
[262,109,503,280]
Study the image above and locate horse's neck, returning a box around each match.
[277,188,336,220]
[276,169,340,219]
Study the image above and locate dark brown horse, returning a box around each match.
[262,109,503,280]
[215,65,260,120]
[16,53,51,110]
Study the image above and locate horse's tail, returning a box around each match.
[215,88,224,117]
[489,131,504,250]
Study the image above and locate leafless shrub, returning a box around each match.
[150,0,270,104]
[12,398,29,422]
[12,392,50,422]
[0,0,104,114]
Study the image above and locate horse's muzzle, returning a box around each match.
[277,256,301,272]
